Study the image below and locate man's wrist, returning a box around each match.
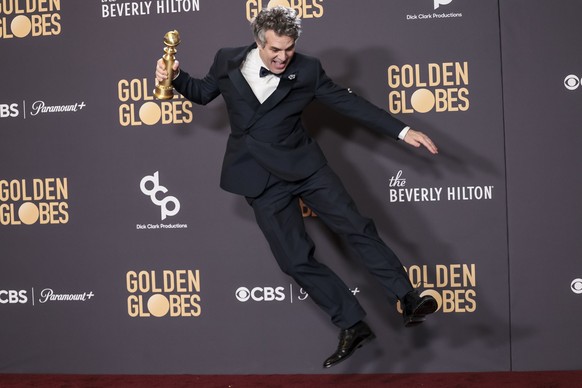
[398,126,410,140]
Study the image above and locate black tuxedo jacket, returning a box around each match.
[173,43,407,197]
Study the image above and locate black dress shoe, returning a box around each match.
[323,321,375,368]
[402,290,438,327]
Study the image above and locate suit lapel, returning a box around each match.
[258,72,296,111]
[227,43,261,111]
[244,60,301,130]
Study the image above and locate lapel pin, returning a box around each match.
[288,74,296,80]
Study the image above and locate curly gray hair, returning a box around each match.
[251,6,302,47]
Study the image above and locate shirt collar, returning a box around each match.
[245,48,263,70]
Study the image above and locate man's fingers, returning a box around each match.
[405,130,438,154]
[419,135,437,153]
[155,58,168,82]
[155,59,179,83]
[418,135,438,154]
[157,58,166,69]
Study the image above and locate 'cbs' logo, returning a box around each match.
[564,75,582,90]
[235,286,285,302]
[571,279,582,294]
[434,0,452,9]
[0,290,28,304]
[140,172,180,220]
[0,103,19,118]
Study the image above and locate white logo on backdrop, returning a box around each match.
[406,0,461,21]
[29,100,86,116]
[388,170,494,203]
[235,286,286,302]
[0,103,19,118]
[235,285,361,303]
[0,290,28,304]
[140,171,180,220]
[38,288,95,303]
[564,74,581,90]
[571,279,582,294]
[100,0,201,18]
[434,0,453,10]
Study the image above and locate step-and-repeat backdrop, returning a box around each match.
[0,0,580,374]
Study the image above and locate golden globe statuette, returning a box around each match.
[154,30,181,100]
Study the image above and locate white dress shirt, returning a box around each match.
[240,48,280,104]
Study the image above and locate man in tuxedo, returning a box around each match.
[156,6,438,368]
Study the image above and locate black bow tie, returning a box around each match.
[259,67,281,78]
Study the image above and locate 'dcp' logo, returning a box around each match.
[140,171,180,220]
[434,0,452,9]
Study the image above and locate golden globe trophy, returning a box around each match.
[154,30,181,100]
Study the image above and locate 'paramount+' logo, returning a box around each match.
[0,0,62,39]
[117,78,193,126]
[37,288,95,303]
[28,100,86,116]
[126,269,202,318]
[246,0,324,21]
[397,263,477,314]
[0,177,69,226]
[388,62,469,114]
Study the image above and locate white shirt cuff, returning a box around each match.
[398,126,410,140]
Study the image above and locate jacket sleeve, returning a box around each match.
[172,50,222,105]
[313,59,407,140]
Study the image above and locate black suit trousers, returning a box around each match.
[246,165,413,329]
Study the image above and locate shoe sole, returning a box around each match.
[404,298,438,328]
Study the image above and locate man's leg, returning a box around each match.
[247,176,366,330]
[297,165,414,301]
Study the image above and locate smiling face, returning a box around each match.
[256,29,296,74]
